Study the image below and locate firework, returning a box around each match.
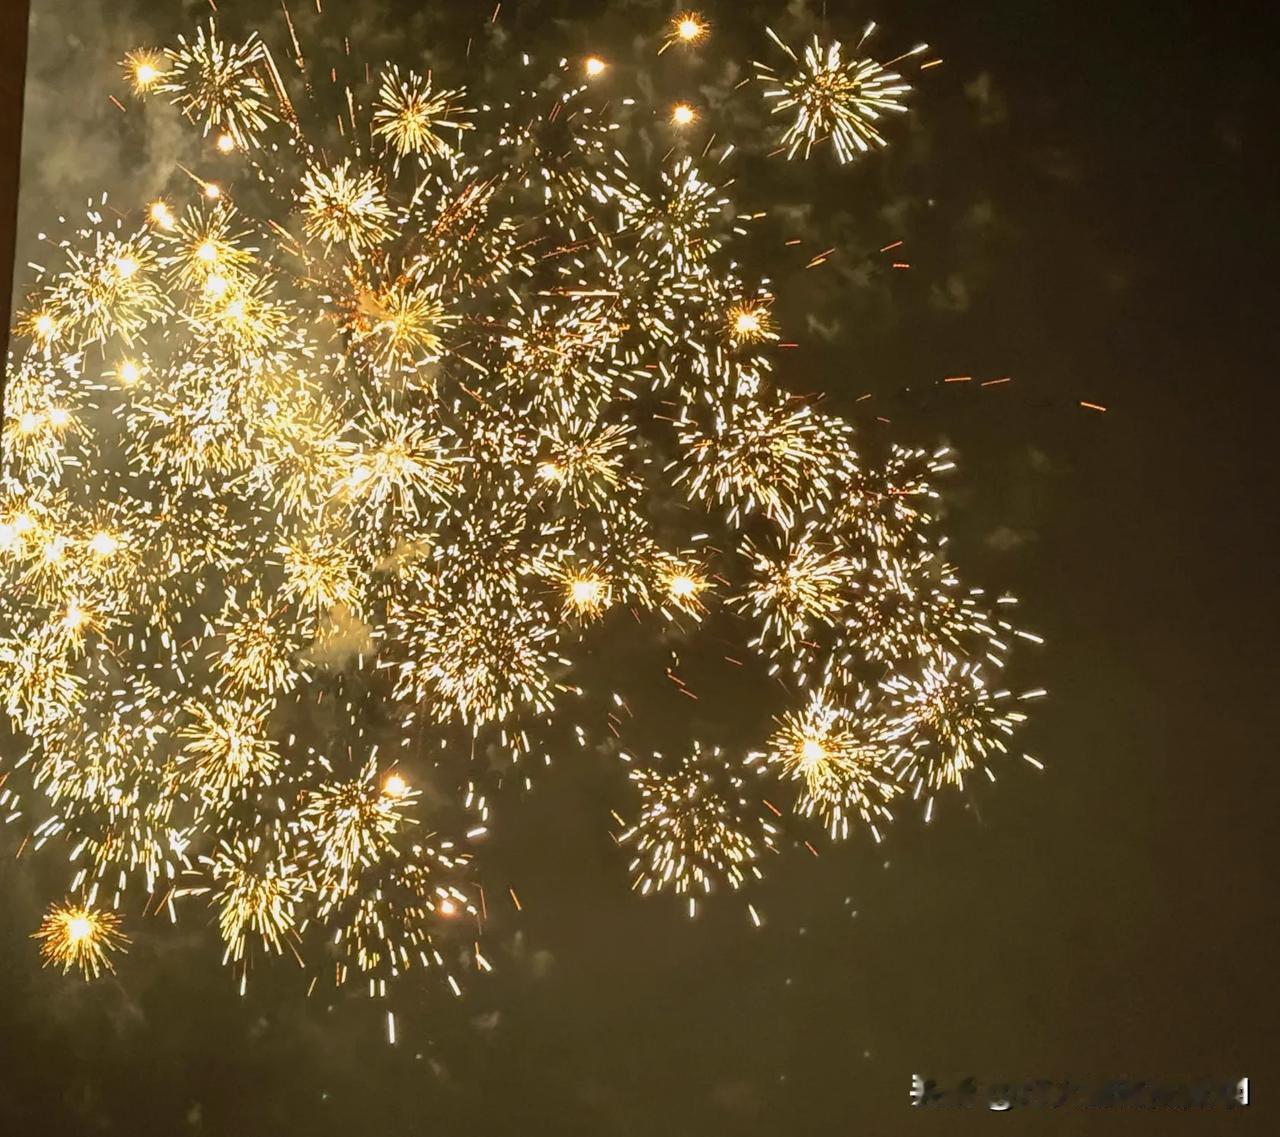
[33,901,130,978]
[203,837,304,963]
[619,744,776,905]
[661,13,711,54]
[344,278,455,373]
[725,299,779,347]
[1,7,1041,993]
[300,759,417,891]
[178,698,279,799]
[391,583,564,727]
[756,27,925,162]
[161,23,279,149]
[759,689,900,839]
[736,528,858,649]
[300,161,396,252]
[372,67,471,161]
[123,49,166,96]
[884,653,1030,796]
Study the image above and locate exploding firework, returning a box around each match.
[619,744,776,910]
[756,26,928,162]
[758,689,901,840]
[33,901,130,978]
[1,5,1041,997]
[660,12,711,55]
[884,653,1043,804]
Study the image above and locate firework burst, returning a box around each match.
[1,7,1041,993]
[759,689,901,839]
[33,901,130,979]
[756,26,926,162]
[619,744,776,908]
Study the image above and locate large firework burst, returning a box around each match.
[1,7,1041,1002]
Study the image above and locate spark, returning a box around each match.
[620,744,774,897]
[372,67,472,159]
[148,201,176,229]
[160,22,279,149]
[884,654,1029,793]
[300,160,395,251]
[726,300,778,346]
[761,690,900,838]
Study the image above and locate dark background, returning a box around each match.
[2,1,1277,1134]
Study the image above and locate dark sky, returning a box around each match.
[2,1,1277,1134]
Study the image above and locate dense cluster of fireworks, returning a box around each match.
[1,6,1042,994]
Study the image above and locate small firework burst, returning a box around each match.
[669,102,699,127]
[535,421,632,508]
[300,161,395,252]
[300,760,417,892]
[756,27,923,162]
[212,594,301,695]
[160,200,257,292]
[203,838,304,962]
[122,49,167,95]
[336,407,458,524]
[159,22,279,149]
[620,744,775,904]
[660,12,711,54]
[736,529,857,648]
[372,67,471,160]
[676,386,850,528]
[631,157,725,274]
[33,901,129,979]
[346,278,456,372]
[725,299,778,346]
[653,554,712,620]
[884,653,1030,794]
[391,586,562,727]
[178,698,279,797]
[565,572,613,621]
[277,533,363,614]
[761,690,900,838]
[50,231,168,346]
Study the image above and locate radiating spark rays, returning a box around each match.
[619,744,775,898]
[660,13,711,55]
[372,67,472,160]
[159,23,280,149]
[759,690,900,839]
[755,28,923,163]
[300,161,395,252]
[33,901,130,978]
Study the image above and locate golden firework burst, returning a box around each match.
[372,67,471,159]
[33,901,130,979]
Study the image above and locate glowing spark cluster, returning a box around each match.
[2,7,1040,996]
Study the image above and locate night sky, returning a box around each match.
[2,1,1277,1134]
